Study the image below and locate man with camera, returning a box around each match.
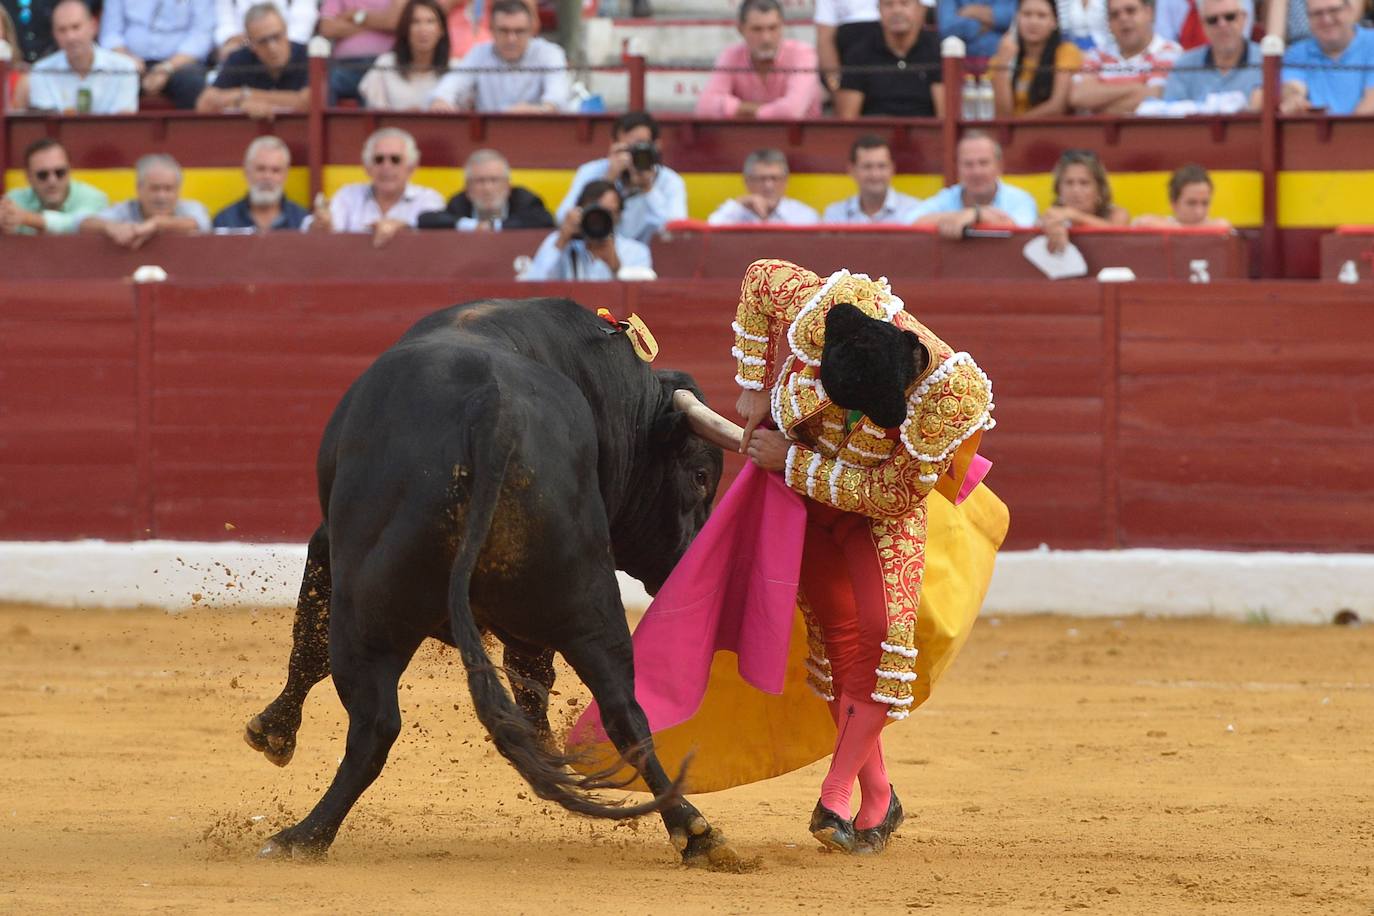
[555,111,687,246]
[522,179,653,281]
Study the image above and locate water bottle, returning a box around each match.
[961,75,978,121]
[975,76,994,120]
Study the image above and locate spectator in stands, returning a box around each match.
[423,148,554,230]
[1280,0,1374,114]
[212,135,308,231]
[1069,0,1181,113]
[522,179,653,281]
[1,0,59,63]
[80,153,211,246]
[556,111,687,244]
[0,137,108,234]
[1152,0,1251,49]
[1,7,30,109]
[707,148,819,225]
[990,0,1082,115]
[1039,148,1128,252]
[216,0,317,62]
[822,134,921,223]
[196,3,309,117]
[835,0,944,117]
[317,0,399,104]
[1133,163,1230,226]
[1057,0,1110,50]
[427,0,569,112]
[909,131,1037,237]
[100,0,215,109]
[695,0,821,120]
[359,0,448,109]
[27,0,139,113]
[938,0,1017,58]
[1156,0,1261,110]
[815,0,881,96]
[446,0,490,60]
[307,127,445,246]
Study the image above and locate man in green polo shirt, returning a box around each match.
[0,137,109,235]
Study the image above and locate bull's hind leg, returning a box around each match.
[259,624,424,859]
[246,525,332,767]
[503,643,556,737]
[561,627,737,869]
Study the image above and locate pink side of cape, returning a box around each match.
[570,462,806,745]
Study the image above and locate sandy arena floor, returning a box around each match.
[0,603,1371,915]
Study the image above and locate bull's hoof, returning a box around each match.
[675,817,747,871]
[257,830,327,862]
[244,715,296,767]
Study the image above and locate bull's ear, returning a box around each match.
[652,406,691,447]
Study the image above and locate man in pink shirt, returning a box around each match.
[696,0,821,119]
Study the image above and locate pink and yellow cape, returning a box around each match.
[566,461,1008,794]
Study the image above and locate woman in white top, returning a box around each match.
[359,0,450,109]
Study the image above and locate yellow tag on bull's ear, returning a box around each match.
[624,313,659,363]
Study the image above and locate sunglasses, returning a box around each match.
[1203,10,1241,24]
[372,153,404,165]
[34,167,69,181]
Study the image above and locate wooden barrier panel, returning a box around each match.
[2,276,1370,552]
[1114,282,1374,550]
[1319,228,1374,281]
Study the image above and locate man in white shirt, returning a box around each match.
[1069,0,1182,113]
[307,127,445,247]
[822,134,921,224]
[522,179,654,281]
[909,131,1038,238]
[427,0,569,113]
[555,111,687,245]
[707,148,819,226]
[28,0,139,113]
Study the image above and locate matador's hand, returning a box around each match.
[736,388,771,454]
[746,429,788,472]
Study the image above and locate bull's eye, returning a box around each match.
[693,468,709,490]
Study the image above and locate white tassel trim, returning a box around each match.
[886,708,911,720]
[731,347,766,366]
[871,692,914,706]
[809,682,836,702]
[804,658,832,683]
[846,443,888,460]
[805,452,822,498]
[880,641,919,658]
[875,668,919,682]
[784,444,800,485]
[731,321,768,343]
[919,472,939,484]
[829,459,844,505]
[736,375,764,390]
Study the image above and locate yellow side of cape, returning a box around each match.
[568,483,1010,794]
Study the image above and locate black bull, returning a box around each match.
[244,297,738,865]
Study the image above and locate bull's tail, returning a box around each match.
[446,382,682,821]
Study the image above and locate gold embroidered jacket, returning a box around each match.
[732,258,995,717]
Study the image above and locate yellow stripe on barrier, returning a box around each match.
[1278,171,1374,228]
[0,166,1275,230]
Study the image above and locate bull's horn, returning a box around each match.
[672,389,745,452]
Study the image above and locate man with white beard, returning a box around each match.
[212,135,309,232]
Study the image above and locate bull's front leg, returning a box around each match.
[245,524,332,767]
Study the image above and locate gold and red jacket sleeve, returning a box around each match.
[732,259,821,390]
[782,442,954,520]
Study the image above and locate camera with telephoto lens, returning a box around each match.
[579,205,615,241]
[628,141,660,172]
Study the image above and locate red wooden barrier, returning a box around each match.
[3,278,1372,552]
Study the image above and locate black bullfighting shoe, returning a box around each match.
[809,801,857,853]
[853,787,905,856]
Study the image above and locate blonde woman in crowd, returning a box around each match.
[1041,148,1129,251]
